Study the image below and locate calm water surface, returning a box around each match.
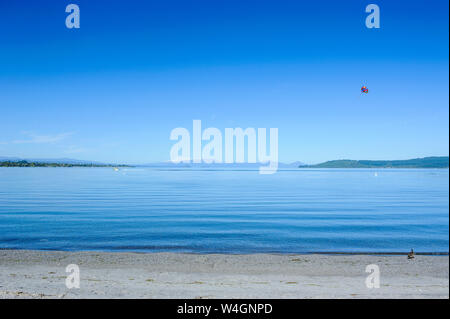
[0,167,448,253]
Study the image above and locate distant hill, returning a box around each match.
[0,160,131,168]
[0,157,106,165]
[299,157,449,168]
[0,157,131,167]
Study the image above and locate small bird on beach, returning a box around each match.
[407,249,415,259]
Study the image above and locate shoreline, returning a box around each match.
[1,249,448,299]
[1,248,449,256]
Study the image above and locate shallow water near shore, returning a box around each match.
[0,167,448,253]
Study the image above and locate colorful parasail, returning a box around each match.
[361,86,369,93]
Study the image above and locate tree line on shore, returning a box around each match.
[0,160,130,167]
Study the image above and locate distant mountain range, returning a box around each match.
[0,157,304,168]
[299,157,449,168]
[139,161,305,169]
[1,156,448,168]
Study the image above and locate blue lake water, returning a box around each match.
[0,167,448,253]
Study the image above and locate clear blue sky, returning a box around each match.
[0,0,448,164]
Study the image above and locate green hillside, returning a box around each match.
[299,157,449,168]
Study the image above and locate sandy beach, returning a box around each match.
[0,249,448,299]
